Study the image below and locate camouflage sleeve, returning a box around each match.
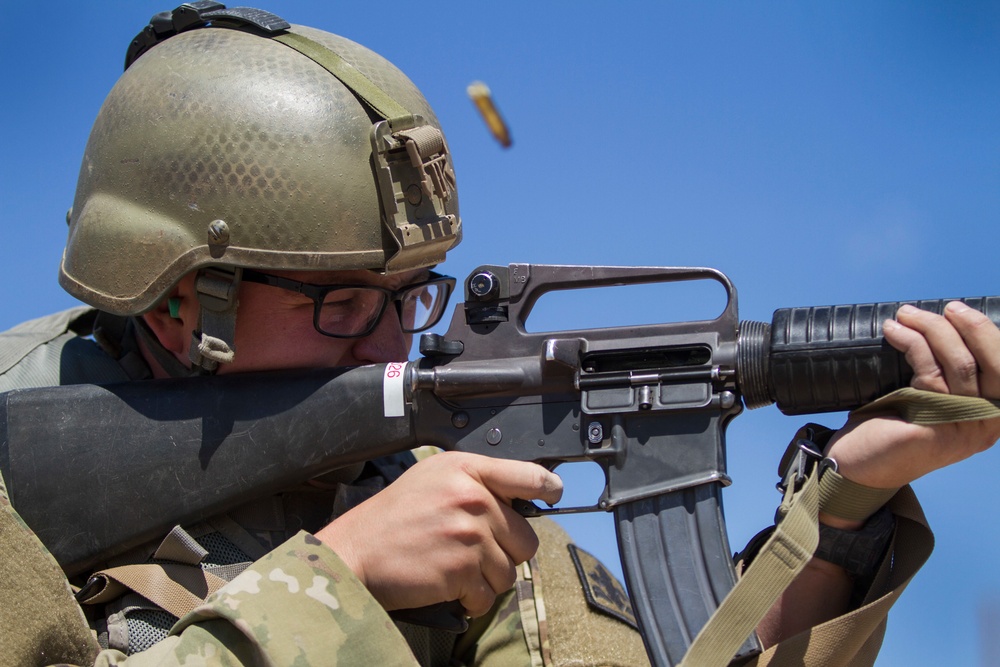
[93,531,420,666]
[453,585,531,665]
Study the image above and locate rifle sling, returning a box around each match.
[850,386,1000,424]
[680,456,821,666]
[817,471,898,523]
[681,388,999,666]
[78,563,228,620]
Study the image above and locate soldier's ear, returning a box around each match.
[142,275,197,356]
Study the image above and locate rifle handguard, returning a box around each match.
[738,296,1000,414]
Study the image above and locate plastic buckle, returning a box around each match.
[188,267,242,373]
[74,575,103,603]
[126,2,223,69]
[194,267,241,312]
[173,2,227,31]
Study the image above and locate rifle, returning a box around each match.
[1,264,997,666]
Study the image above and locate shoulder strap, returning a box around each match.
[78,563,228,620]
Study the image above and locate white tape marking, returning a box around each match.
[383,362,407,417]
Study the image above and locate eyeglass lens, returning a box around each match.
[316,282,448,336]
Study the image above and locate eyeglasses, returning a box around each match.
[240,269,456,339]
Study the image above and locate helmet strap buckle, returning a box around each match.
[189,267,242,374]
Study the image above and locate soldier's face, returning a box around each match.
[165,268,424,375]
[227,268,424,373]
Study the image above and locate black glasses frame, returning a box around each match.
[240,269,456,339]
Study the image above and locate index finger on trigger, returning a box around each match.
[474,458,564,507]
[944,301,1000,397]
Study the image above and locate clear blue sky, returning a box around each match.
[2,2,998,664]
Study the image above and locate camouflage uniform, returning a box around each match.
[0,308,649,666]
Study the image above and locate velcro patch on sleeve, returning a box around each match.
[567,544,637,629]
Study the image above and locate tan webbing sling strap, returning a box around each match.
[77,563,228,620]
[75,521,264,621]
[754,487,931,667]
[679,449,821,666]
[849,386,1000,425]
[679,388,1000,667]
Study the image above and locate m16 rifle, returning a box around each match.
[2,264,997,666]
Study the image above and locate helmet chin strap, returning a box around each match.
[131,315,198,379]
[188,267,242,375]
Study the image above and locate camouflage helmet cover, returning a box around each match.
[60,15,461,315]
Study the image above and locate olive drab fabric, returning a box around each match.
[0,308,132,390]
[529,518,650,667]
[0,473,100,665]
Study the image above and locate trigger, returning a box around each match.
[513,498,544,516]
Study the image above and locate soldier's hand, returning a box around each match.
[825,301,1000,499]
[760,302,1000,646]
[314,451,563,617]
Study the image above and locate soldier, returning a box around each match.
[0,6,644,665]
[1,4,998,666]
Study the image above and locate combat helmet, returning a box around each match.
[60,3,461,373]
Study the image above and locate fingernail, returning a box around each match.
[883,319,899,332]
[897,304,917,316]
[945,301,970,314]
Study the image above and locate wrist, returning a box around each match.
[775,425,898,579]
[818,511,864,531]
[314,520,368,589]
